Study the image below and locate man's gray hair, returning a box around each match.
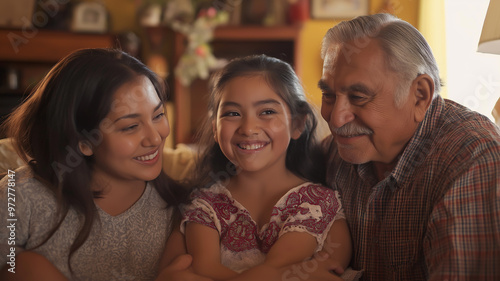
[321,13,442,106]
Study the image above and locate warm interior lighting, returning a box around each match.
[478,0,500,54]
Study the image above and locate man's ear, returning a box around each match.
[291,116,306,140]
[412,74,434,122]
[78,140,93,156]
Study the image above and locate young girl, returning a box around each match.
[0,48,190,280]
[180,55,351,280]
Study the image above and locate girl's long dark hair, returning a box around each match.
[191,54,326,189]
[2,48,189,272]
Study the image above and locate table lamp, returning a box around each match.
[478,0,500,125]
[478,0,500,54]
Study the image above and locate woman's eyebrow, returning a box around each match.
[153,101,163,112]
[114,113,139,123]
[114,101,163,123]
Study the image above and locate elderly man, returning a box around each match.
[319,13,500,280]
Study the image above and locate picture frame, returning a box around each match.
[71,2,108,33]
[311,0,369,20]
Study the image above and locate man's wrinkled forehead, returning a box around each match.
[322,44,342,76]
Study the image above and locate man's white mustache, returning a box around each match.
[333,123,373,136]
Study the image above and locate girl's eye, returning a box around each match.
[221,111,240,117]
[261,109,277,115]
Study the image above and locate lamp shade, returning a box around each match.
[478,0,500,54]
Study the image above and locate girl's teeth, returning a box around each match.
[239,143,264,150]
[135,150,158,161]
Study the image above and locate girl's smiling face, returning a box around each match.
[88,75,169,187]
[214,75,302,174]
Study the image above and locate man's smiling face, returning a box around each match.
[319,39,420,165]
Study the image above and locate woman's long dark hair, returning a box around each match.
[2,48,188,272]
[191,54,326,190]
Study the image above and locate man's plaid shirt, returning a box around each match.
[324,96,500,280]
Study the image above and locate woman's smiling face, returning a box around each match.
[89,75,170,186]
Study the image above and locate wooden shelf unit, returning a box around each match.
[172,24,303,144]
[0,29,115,137]
[0,29,115,62]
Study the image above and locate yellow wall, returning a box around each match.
[98,0,139,33]
[300,0,420,107]
[418,0,446,97]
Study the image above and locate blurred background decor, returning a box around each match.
[137,0,229,86]
[311,0,369,19]
[71,1,109,33]
[0,0,36,28]
[170,6,228,86]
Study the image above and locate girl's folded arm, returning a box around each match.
[317,218,352,270]
[225,223,348,281]
[264,231,318,268]
[185,222,238,280]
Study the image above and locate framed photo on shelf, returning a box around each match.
[311,0,369,19]
[71,2,108,33]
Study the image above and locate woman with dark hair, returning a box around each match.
[0,48,190,280]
